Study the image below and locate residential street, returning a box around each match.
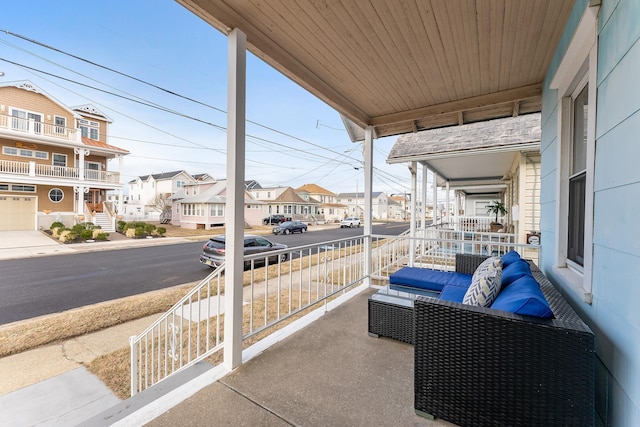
[0,222,408,325]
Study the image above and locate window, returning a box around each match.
[3,146,49,159]
[85,162,100,180]
[53,153,67,167]
[567,84,588,267]
[49,188,64,202]
[549,4,599,299]
[210,204,224,216]
[54,116,66,134]
[79,119,100,140]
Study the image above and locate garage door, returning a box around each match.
[0,196,36,231]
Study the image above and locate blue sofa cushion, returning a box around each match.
[389,267,472,292]
[501,250,521,268]
[439,284,468,303]
[490,275,553,318]
[501,259,533,288]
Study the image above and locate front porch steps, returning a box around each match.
[92,213,114,232]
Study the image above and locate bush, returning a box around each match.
[94,232,109,241]
[117,220,127,232]
[144,223,156,234]
[50,221,64,230]
[125,228,136,238]
[157,227,166,236]
[134,227,145,238]
[59,230,76,243]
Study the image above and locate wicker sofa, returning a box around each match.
[413,254,595,426]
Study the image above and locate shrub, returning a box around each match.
[59,230,75,243]
[144,223,156,234]
[117,220,127,232]
[134,226,145,238]
[94,232,109,241]
[50,221,64,230]
[156,227,166,236]
[125,228,136,238]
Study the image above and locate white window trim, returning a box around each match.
[549,4,599,303]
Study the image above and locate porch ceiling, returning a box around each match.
[177,0,573,139]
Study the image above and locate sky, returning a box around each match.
[0,0,416,196]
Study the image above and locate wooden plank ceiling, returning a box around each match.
[177,0,574,139]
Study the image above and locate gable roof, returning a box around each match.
[178,181,263,205]
[274,187,314,204]
[337,192,384,199]
[296,183,335,196]
[0,80,81,119]
[72,104,113,123]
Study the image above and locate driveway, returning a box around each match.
[0,231,59,250]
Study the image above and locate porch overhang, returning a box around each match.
[177,0,574,139]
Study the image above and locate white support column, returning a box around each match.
[432,171,438,226]
[75,148,89,181]
[445,181,450,225]
[421,164,428,232]
[409,162,417,266]
[224,28,247,371]
[363,126,373,287]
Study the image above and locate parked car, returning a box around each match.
[263,214,292,225]
[200,234,288,268]
[272,221,307,235]
[340,217,361,228]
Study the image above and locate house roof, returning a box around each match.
[178,181,263,204]
[72,104,113,123]
[81,136,129,154]
[387,113,541,195]
[274,187,314,204]
[295,183,335,196]
[177,0,574,139]
[1,81,82,120]
[388,113,541,161]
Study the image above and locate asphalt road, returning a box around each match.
[0,222,408,325]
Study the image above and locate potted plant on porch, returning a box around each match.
[486,200,507,232]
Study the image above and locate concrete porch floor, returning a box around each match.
[133,288,455,426]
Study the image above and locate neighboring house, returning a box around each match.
[336,191,388,220]
[388,113,542,242]
[0,81,129,231]
[171,180,263,229]
[388,195,409,221]
[295,183,346,223]
[253,186,321,222]
[127,170,203,219]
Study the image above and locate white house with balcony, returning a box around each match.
[0,81,128,231]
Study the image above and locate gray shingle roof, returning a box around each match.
[387,113,541,163]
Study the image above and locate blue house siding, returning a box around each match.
[541,0,640,425]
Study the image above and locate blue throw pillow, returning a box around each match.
[490,275,553,318]
[501,259,532,288]
[501,250,521,268]
[439,285,468,303]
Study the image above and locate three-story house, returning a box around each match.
[0,81,129,231]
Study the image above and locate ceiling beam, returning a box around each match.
[370,84,541,127]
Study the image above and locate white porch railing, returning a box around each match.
[129,230,540,395]
[129,236,367,395]
[0,159,120,183]
[0,113,78,141]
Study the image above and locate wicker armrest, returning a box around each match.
[454,253,489,275]
[414,266,595,426]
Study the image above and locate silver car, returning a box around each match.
[200,234,288,268]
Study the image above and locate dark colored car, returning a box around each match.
[263,214,292,225]
[200,234,288,268]
[272,221,307,235]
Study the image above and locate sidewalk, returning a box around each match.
[0,232,199,426]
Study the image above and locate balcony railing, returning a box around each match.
[130,230,539,395]
[0,159,120,183]
[0,113,78,141]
